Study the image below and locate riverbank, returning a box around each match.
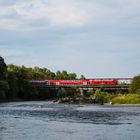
[0,98,23,103]
[108,94,140,104]
[1,94,140,105]
[104,104,140,107]
[56,94,140,105]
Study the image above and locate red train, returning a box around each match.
[31,79,117,86]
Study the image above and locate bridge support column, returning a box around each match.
[80,88,84,96]
[80,88,88,96]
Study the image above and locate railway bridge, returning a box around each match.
[31,78,132,94]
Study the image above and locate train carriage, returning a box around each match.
[31,79,117,86]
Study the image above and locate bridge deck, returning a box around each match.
[33,84,129,89]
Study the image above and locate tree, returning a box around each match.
[61,70,69,79]
[129,75,140,93]
[0,56,7,80]
[55,70,69,79]
[0,80,9,99]
[57,88,67,98]
[68,73,77,80]
[7,64,20,73]
[6,71,19,99]
[7,64,38,100]
[80,75,86,80]
[0,56,9,100]
[86,89,94,97]
[94,89,107,104]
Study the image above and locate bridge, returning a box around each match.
[31,78,132,94]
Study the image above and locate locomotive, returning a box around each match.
[31,79,117,86]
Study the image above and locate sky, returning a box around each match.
[0,0,140,78]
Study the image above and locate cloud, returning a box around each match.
[0,0,140,30]
[0,0,90,30]
[0,0,140,78]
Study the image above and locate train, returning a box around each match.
[31,79,117,86]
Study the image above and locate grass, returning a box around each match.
[110,94,140,104]
[57,91,140,104]
[90,93,140,104]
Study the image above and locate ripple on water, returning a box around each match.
[0,102,140,140]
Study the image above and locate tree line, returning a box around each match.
[0,56,85,101]
[0,56,140,102]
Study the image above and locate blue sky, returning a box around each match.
[0,0,140,78]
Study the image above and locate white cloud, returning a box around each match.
[45,1,89,27]
[0,0,140,30]
[15,0,89,27]
[0,0,90,29]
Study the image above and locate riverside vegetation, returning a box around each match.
[0,56,140,104]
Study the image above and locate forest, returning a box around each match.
[0,56,83,101]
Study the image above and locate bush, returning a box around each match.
[110,94,140,104]
[86,89,95,97]
[129,75,140,93]
[0,80,9,100]
[94,89,107,104]
[57,88,67,98]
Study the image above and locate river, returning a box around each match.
[0,101,140,140]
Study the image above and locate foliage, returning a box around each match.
[129,75,140,93]
[6,71,19,99]
[0,56,7,80]
[57,88,67,98]
[57,88,79,99]
[1,55,140,104]
[94,89,107,104]
[0,56,83,101]
[110,94,140,104]
[7,65,77,80]
[84,89,94,97]
[80,75,86,80]
[0,80,9,99]
[55,70,77,80]
[0,57,8,100]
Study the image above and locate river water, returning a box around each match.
[0,101,140,140]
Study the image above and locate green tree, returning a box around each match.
[0,56,7,80]
[0,80,9,99]
[68,73,77,80]
[129,75,140,93]
[57,88,67,98]
[61,70,69,79]
[0,56,9,100]
[7,64,20,73]
[86,89,94,97]
[7,64,38,100]
[94,89,107,104]
[6,71,19,99]
[55,71,61,79]
[80,75,86,80]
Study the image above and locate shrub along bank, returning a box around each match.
[88,89,140,104]
[57,89,140,104]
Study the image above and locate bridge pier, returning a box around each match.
[80,88,88,96]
